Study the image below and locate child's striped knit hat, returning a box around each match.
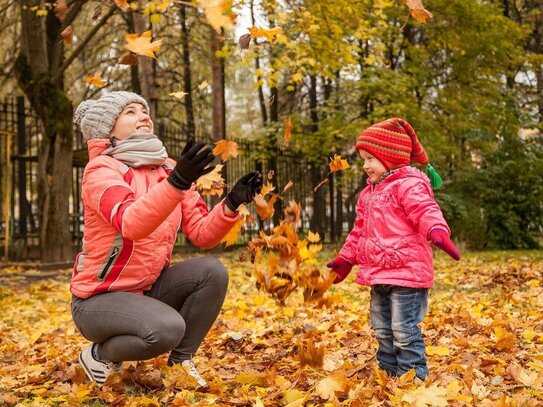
[356,118,443,189]
[356,118,428,170]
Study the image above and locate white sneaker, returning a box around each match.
[181,359,208,388]
[79,344,122,385]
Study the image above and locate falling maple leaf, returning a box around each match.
[221,218,244,247]
[239,33,251,50]
[198,80,209,90]
[403,0,433,23]
[307,231,320,243]
[260,181,276,197]
[213,140,239,161]
[169,90,188,99]
[85,73,107,88]
[254,193,278,220]
[199,0,234,32]
[283,117,293,145]
[114,0,130,11]
[280,180,294,196]
[249,26,283,42]
[60,26,73,45]
[118,54,138,65]
[298,338,324,368]
[124,31,162,59]
[196,164,225,195]
[313,177,329,192]
[329,154,349,173]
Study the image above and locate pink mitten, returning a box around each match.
[326,257,353,284]
[429,228,461,261]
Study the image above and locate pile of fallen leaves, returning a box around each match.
[0,250,542,406]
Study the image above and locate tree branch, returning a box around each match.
[52,5,117,83]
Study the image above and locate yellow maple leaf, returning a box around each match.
[493,326,516,351]
[249,26,283,42]
[196,164,225,195]
[221,218,244,247]
[261,181,276,197]
[307,231,320,243]
[198,80,209,90]
[199,0,234,32]
[85,73,107,88]
[329,154,350,173]
[426,345,450,356]
[402,384,449,407]
[283,117,293,145]
[213,140,239,161]
[124,31,162,59]
[403,0,433,23]
[169,90,188,99]
[314,373,348,400]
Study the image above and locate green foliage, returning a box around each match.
[450,134,543,249]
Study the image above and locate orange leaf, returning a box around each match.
[118,54,138,65]
[61,26,73,45]
[261,181,276,197]
[124,31,162,59]
[283,117,293,145]
[213,140,239,161]
[114,0,130,11]
[254,194,278,220]
[85,73,107,88]
[221,219,244,247]
[329,154,350,173]
[298,338,324,368]
[199,0,235,32]
[402,0,433,22]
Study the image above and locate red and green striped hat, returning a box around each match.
[356,118,429,171]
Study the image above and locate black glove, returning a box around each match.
[168,138,216,190]
[225,171,263,212]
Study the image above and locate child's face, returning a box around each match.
[111,103,153,140]
[359,150,388,183]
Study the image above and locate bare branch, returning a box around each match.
[52,6,118,83]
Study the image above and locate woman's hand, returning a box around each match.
[168,138,216,190]
[225,172,263,212]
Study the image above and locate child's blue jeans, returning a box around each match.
[370,285,429,380]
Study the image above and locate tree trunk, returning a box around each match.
[133,1,158,121]
[16,0,73,262]
[308,75,325,237]
[211,30,225,141]
[250,0,268,125]
[126,12,141,94]
[180,5,195,139]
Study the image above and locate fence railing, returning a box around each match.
[1,97,363,260]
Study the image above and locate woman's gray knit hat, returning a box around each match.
[74,91,149,141]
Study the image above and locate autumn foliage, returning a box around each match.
[1,251,542,405]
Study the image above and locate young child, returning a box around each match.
[71,91,262,387]
[327,118,460,380]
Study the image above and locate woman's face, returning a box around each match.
[359,150,388,183]
[111,103,153,140]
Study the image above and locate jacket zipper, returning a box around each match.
[99,247,119,280]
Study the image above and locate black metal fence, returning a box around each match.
[1,97,363,260]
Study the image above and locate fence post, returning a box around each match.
[16,96,27,238]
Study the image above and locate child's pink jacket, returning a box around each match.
[71,139,238,299]
[339,166,450,288]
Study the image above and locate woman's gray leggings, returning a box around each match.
[71,256,229,364]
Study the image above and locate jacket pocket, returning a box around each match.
[97,247,119,281]
[367,237,410,269]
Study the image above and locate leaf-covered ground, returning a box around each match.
[0,249,542,406]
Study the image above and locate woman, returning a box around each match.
[71,91,262,387]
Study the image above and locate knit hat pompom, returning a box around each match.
[74,91,149,142]
[73,100,96,128]
[356,117,429,171]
